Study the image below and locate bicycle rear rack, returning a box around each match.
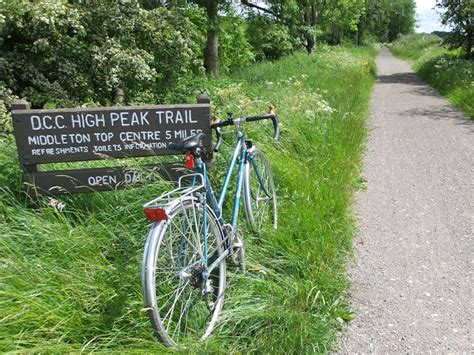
[143,173,205,209]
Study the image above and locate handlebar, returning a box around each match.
[211,111,280,152]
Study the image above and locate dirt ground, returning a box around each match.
[339,48,473,353]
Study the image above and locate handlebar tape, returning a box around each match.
[211,112,280,152]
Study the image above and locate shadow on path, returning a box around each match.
[401,106,473,132]
[376,72,425,86]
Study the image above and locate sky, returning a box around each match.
[415,0,448,33]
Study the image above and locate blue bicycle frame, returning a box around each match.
[193,134,247,270]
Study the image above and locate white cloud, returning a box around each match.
[415,0,448,33]
[416,0,436,11]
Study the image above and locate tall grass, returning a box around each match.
[0,45,376,353]
[390,34,474,118]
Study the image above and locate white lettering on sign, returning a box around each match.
[155,110,197,124]
[174,129,202,139]
[19,106,208,162]
[54,146,89,155]
[94,132,114,142]
[110,111,150,126]
[124,142,166,150]
[87,175,118,187]
[93,145,113,152]
[125,172,141,184]
[71,113,106,129]
[119,131,161,142]
[31,115,67,131]
[27,133,91,146]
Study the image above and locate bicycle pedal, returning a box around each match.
[248,268,267,277]
[233,240,243,249]
[231,253,239,264]
[202,279,213,295]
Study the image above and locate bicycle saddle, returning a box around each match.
[168,132,206,153]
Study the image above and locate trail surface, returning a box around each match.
[340,48,473,353]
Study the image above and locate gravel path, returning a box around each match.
[339,48,473,353]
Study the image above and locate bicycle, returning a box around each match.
[141,110,280,346]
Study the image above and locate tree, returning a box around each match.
[359,0,391,43]
[324,0,365,45]
[296,0,323,53]
[192,0,235,77]
[436,0,474,58]
[387,0,416,42]
[203,0,220,77]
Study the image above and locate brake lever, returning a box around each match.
[213,126,223,152]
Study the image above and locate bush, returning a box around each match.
[390,33,474,119]
[246,16,295,61]
[219,15,255,73]
[389,33,442,59]
[0,1,206,108]
[0,83,16,134]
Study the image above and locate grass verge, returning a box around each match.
[0,45,376,353]
[389,33,474,119]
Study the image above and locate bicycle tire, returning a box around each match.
[243,147,277,233]
[141,197,226,346]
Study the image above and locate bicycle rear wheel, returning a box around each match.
[243,147,277,233]
[141,197,226,346]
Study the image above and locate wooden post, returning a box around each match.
[11,99,39,170]
[11,100,41,202]
[197,94,211,104]
[11,99,31,111]
[197,94,213,164]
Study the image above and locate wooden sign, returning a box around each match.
[23,164,185,196]
[12,101,211,165]
[11,95,212,196]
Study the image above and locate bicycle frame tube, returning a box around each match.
[194,135,247,271]
[231,141,247,228]
[250,155,271,198]
[202,163,208,265]
[217,138,243,210]
[199,136,247,225]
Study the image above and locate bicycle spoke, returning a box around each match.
[174,288,198,339]
[169,217,203,261]
[245,149,277,233]
[182,201,204,259]
[163,280,190,332]
[142,197,226,345]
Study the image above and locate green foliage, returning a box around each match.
[436,0,474,58]
[359,0,391,42]
[0,1,206,108]
[358,0,416,43]
[0,83,15,134]
[320,0,366,45]
[389,33,443,58]
[0,46,377,352]
[246,16,296,61]
[386,0,416,41]
[218,15,255,73]
[390,33,474,118]
[0,0,413,111]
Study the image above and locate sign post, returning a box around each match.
[11,96,212,196]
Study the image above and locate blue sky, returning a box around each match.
[416,0,448,33]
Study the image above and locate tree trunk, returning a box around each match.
[305,36,315,54]
[303,4,318,54]
[466,30,473,59]
[204,0,219,77]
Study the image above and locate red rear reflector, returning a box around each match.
[144,208,168,221]
[184,152,195,170]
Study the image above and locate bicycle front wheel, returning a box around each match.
[141,197,226,346]
[243,147,277,233]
